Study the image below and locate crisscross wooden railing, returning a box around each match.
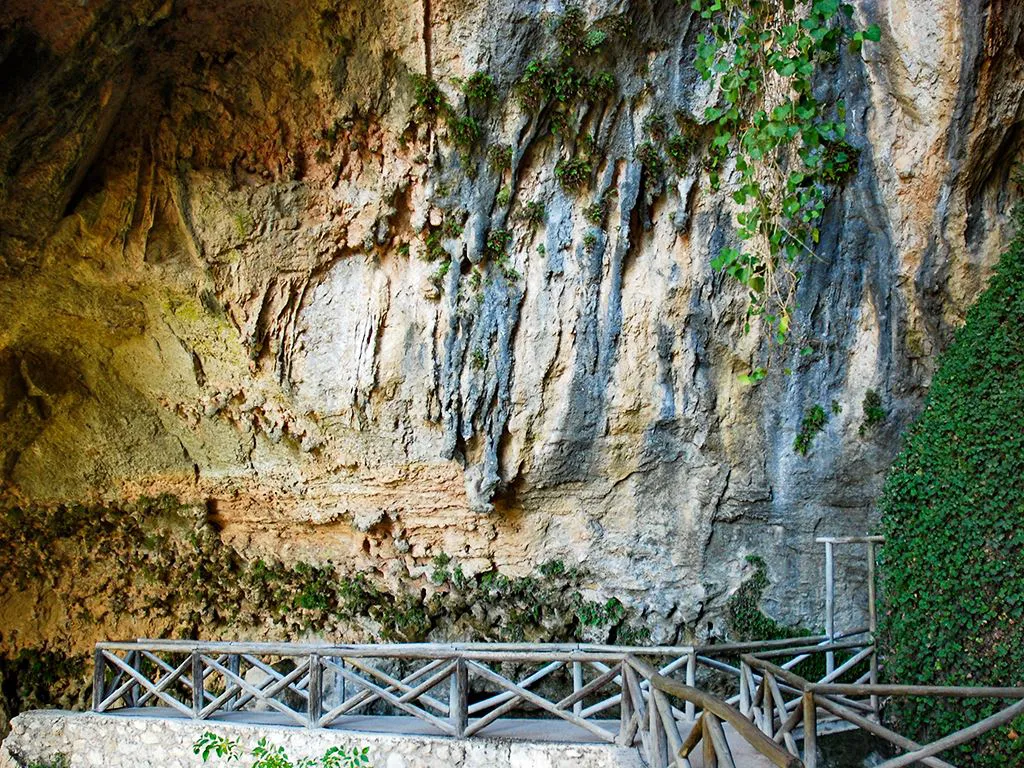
[91,636,834,763]
[738,644,1024,768]
[93,635,1024,768]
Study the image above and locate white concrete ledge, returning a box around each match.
[1,710,643,768]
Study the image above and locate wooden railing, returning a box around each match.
[740,645,1024,768]
[91,636,835,763]
[93,635,1024,768]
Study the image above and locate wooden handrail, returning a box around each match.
[625,656,803,768]
[99,633,846,659]
[809,682,1024,699]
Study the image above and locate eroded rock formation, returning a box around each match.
[1,0,1022,657]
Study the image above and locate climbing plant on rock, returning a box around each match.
[878,202,1024,766]
[692,0,879,371]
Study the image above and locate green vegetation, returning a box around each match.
[878,204,1024,766]
[0,649,87,719]
[442,211,465,238]
[521,199,546,227]
[793,403,828,456]
[514,3,616,143]
[553,5,606,59]
[410,74,448,121]
[195,733,371,768]
[460,71,497,103]
[487,144,513,174]
[27,758,69,768]
[446,114,481,152]
[554,157,592,192]
[643,113,669,143]
[859,389,885,435]
[409,74,483,156]
[429,260,451,288]
[693,0,880,353]
[422,230,447,262]
[484,228,513,260]
[726,556,829,680]
[496,186,512,207]
[665,131,698,174]
[635,141,664,177]
[584,198,605,226]
[727,556,809,642]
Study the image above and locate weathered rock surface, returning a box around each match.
[1,0,1022,648]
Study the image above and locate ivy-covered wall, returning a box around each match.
[878,202,1024,766]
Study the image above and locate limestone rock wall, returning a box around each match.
[1,0,1023,648]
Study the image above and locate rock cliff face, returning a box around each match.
[0,0,1022,648]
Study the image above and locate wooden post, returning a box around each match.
[824,540,835,676]
[619,671,633,746]
[573,660,583,717]
[124,651,139,707]
[308,653,322,728]
[227,655,241,711]
[649,688,667,767]
[450,658,468,737]
[191,652,203,718]
[685,651,697,721]
[651,692,667,768]
[92,649,106,711]
[739,660,750,717]
[761,674,774,737]
[867,540,880,721]
[803,693,817,768]
[702,716,717,768]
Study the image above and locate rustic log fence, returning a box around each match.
[92,636,840,762]
[739,648,1024,768]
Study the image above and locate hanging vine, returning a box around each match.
[692,0,880,380]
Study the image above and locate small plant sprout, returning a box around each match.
[194,731,241,761]
[521,199,546,226]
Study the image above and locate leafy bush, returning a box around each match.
[520,200,545,226]
[635,141,664,176]
[410,75,448,121]
[446,114,481,151]
[460,71,496,103]
[554,157,591,192]
[859,389,885,435]
[878,205,1024,766]
[793,404,828,456]
[194,733,371,768]
[665,132,698,174]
